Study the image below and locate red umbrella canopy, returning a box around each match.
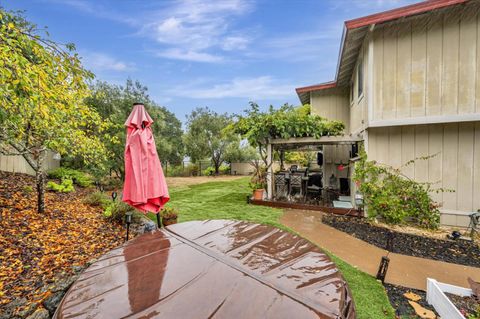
[122,103,169,213]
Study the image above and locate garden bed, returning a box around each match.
[0,171,126,319]
[322,215,480,267]
[445,293,479,318]
[385,283,438,318]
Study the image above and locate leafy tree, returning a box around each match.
[0,9,109,213]
[81,79,184,178]
[223,140,259,163]
[184,107,235,175]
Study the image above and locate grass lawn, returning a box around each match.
[160,177,395,319]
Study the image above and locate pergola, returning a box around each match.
[265,134,363,200]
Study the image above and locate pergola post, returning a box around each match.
[266,142,273,200]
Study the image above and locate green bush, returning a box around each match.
[203,166,215,176]
[100,176,122,191]
[48,168,93,187]
[353,151,444,229]
[219,164,230,175]
[22,185,34,194]
[83,191,110,207]
[47,178,75,193]
[103,200,132,222]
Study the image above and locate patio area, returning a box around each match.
[251,135,364,217]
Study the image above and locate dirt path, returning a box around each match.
[281,209,480,291]
[166,175,245,188]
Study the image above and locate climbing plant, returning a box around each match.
[353,151,449,229]
[232,102,345,165]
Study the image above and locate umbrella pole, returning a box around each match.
[156,213,162,228]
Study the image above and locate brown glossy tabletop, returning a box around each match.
[53,220,355,319]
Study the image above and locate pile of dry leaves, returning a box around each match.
[0,171,125,317]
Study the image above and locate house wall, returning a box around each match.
[323,145,351,189]
[310,89,350,133]
[367,122,480,227]
[349,36,369,134]
[371,4,480,124]
[0,151,60,176]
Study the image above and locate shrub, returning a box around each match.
[219,164,230,175]
[22,185,34,194]
[83,191,110,207]
[166,164,186,177]
[160,207,179,219]
[353,151,445,229]
[100,176,122,191]
[47,178,74,193]
[203,166,215,176]
[103,200,132,222]
[48,168,93,187]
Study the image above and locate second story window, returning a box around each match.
[357,58,363,98]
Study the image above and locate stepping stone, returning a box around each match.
[407,301,436,319]
[403,291,422,301]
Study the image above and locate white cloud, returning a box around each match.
[81,52,134,72]
[168,76,295,100]
[143,0,253,62]
[155,49,223,63]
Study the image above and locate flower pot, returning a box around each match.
[162,217,178,227]
[253,189,265,200]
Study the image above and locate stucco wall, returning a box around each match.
[367,122,480,227]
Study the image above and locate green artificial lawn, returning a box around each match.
[159,177,395,319]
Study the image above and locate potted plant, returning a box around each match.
[160,207,179,227]
[249,162,267,200]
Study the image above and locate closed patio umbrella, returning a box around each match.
[123,103,169,223]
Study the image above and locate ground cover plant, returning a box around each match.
[160,177,396,319]
[0,171,125,318]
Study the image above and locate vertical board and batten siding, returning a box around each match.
[0,152,60,176]
[310,89,350,133]
[368,122,480,227]
[350,37,368,134]
[372,4,480,121]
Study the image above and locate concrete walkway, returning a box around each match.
[281,209,480,291]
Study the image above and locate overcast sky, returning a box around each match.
[4,0,418,121]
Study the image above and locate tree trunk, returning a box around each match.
[35,151,46,214]
[36,168,46,213]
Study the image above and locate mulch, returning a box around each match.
[446,293,480,318]
[0,171,126,318]
[322,215,480,268]
[384,283,438,318]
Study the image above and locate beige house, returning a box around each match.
[266,0,480,227]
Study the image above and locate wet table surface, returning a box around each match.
[53,220,355,319]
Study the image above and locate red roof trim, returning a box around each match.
[345,0,467,29]
[295,81,336,94]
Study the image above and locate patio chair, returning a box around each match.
[289,173,304,201]
[305,173,322,204]
[274,173,288,200]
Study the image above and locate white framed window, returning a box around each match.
[357,58,364,99]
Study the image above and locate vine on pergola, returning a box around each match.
[232,102,345,166]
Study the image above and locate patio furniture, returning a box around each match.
[289,173,304,201]
[274,173,288,200]
[53,220,356,319]
[305,173,323,203]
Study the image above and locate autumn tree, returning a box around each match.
[0,9,109,213]
[184,107,235,175]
